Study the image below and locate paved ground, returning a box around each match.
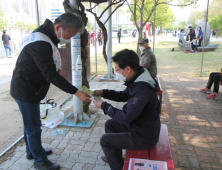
[0,75,222,170]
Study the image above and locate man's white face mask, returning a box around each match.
[57,28,70,44]
[139,46,145,52]
[116,68,128,82]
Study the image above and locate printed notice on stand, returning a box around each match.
[128,158,167,170]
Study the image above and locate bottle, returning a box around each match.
[50,129,66,136]
[76,55,82,70]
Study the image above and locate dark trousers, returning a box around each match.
[192,44,197,51]
[15,99,47,163]
[206,72,221,93]
[198,39,202,47]
[99,40,102,46]
[100,119,152,170]
[118,36,121,43]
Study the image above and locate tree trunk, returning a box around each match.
[81,30,90,113]
[136,27,143,58]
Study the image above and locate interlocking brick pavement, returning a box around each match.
[0,75,221,170]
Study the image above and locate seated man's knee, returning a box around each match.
[105,119,115,128]
[100,134,109,147]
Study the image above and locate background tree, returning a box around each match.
[85,0,126,64]
[127,0,199,56]
[187,11,204,28]
[14,21,27,30]
[208,0,222,37]
[26,23,37,32]
[178,21,186,30]
[162,22,174,31]
[0,3,9,31]
[187,0,222,29]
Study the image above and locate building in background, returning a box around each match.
[0,0,64,27]
[0,0,37,27]
[50,0,64,22]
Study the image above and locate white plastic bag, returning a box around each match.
[42,111,64,129]
[40,99,61,126]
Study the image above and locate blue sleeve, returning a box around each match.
[102,88,129,102]
[101,88,150,124]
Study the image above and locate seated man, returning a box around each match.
[93,49,161,170]
[200,69,222,99]
[138,38,157,78]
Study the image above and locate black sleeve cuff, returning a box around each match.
[102,89,108,98]
[101,102,108,115]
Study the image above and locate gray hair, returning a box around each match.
[54,12,84,33]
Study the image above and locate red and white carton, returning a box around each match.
[128,158,167,170]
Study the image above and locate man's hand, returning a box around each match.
[93,90,103,97]
[93,98,103,108]
[75,90,91,102]
[57,68,62,75]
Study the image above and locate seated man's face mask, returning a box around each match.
[116,68,129,81]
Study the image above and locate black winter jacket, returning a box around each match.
[2,34,11,45]
[10,19,78,104]
[188,28,196,41]
[101,67,161,147]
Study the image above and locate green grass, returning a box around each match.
[90,41,222,77]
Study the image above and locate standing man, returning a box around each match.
[10,13,91,170]
[138,38,157,78]
[197,26,203,47]
[2,30,12,58]
[93,49,161,170]
[117,28,121,43]
[187,26,195,42]
[98,30,102,46]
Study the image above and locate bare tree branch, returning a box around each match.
[158,0,198,7]
[87,3,100,11]
[104,0,126,24]
[98,0,123,19]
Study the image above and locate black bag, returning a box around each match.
[186,35,189,41]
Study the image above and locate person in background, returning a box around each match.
[138,38,157,78]
[132,30,136,38]
[2,30,12,58]
[143,32,146,38]
[178,29,186,43]
[93,49,161,170]
[10,13,91,170]
[187,26,195,42]
[91,31,95,45]
[200,68,222,100]
[117,29,121,43]
[98,30,102,46]
[191,37,198,53]
[197,26,203,47]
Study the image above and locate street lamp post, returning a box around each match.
[200,0,210,77]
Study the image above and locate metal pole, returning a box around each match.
[35,0,40,27]
[107,0,112,78]
[153,0,156,52]
[100,0,117,81]
[200,0,210,77]
[95,8,98,74]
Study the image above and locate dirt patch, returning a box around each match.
[0,139,24,164]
